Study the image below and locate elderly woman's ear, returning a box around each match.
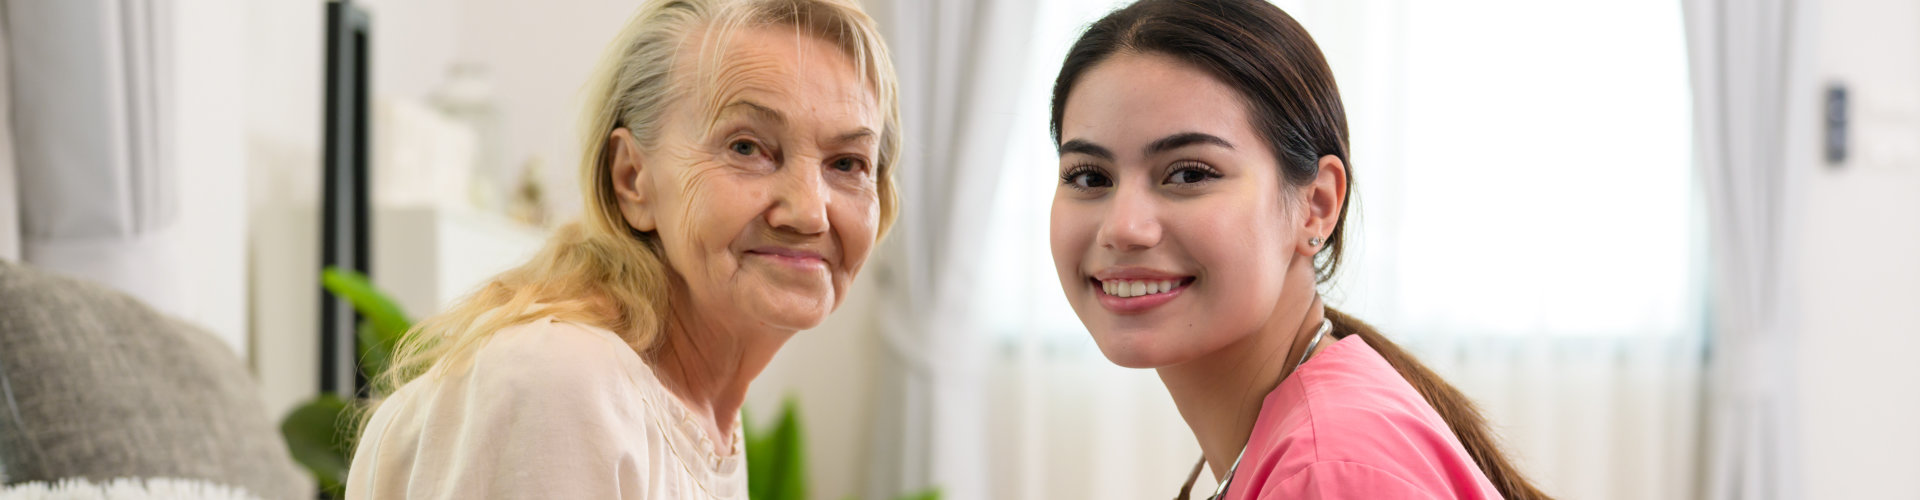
[609,127,658,232]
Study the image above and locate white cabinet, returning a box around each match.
[371,206,548,320]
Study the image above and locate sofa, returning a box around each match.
[0,260,312,499]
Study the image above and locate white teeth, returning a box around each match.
[1100,279,1185,298]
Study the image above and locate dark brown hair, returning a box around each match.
[1050,1,1551,498]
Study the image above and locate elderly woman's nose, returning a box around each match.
[1097,186,1162,251]
[765,161,832,235]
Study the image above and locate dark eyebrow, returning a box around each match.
[720,100,786,126]
[1059,133,1231,160]
[1145,132,1234,155]
[1058,139,1113,160]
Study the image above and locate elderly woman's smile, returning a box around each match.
[613,25,883,333]
[744,245,830,270]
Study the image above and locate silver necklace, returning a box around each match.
[1177,317,1332,500]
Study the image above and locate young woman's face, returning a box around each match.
[617,26,883,333]
[1051,52,1307,369]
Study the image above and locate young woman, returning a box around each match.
[343,0,900,498]
[1048,1,1550,499]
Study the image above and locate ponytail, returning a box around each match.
[1324,307,1553,500]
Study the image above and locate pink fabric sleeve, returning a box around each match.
[1261,461,1444,500]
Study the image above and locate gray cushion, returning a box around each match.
[0,260,311,499]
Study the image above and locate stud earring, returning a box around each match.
[1308,236,1323,247]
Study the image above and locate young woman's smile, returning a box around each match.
[1050,51,1297,369]
[1043,2,1543,497]
[1089,268,1197,313]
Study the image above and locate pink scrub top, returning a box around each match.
[1223,335,1505,500]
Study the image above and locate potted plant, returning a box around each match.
[279,268,411,497]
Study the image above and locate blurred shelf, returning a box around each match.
[372,206,551,319]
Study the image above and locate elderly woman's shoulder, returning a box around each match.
[467,316,648,398]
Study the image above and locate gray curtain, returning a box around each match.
[1683,0,1809,498]
[863,0,1040,498]
[2,0,178,308]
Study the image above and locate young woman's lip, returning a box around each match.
[1090,277,1191,314]
[1090,267,1192,281]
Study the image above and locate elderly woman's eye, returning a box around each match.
[728,139,760,157]
[830,157,869,173]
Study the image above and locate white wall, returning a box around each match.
[243,0,324,420]
[1794,0,1920,497]
[455,0,641,218]
[170,0,251,354]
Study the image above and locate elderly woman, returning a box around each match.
[343,0,898,498]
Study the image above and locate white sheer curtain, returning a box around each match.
[2,0,248,353]
[1310,1,1706,498]
[969,1,1710,499]
[1682,0,1813,498]
[862,1,1041,499]
[3,0,179,307]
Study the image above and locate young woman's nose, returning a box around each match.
[765,159,831,235]
[1096,186,1162,252]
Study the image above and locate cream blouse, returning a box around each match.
[345,316,746,499]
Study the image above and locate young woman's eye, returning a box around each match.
[1061,166,1112,190]
[728,139,761,157]
[830,156,869,173]
[1163,163,1222,185]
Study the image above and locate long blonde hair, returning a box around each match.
[370,0,900,400]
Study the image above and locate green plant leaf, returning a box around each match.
[355,322,392,383]
[280,394,353,496]
[746,407,768,500]
[894,488,941,500]
[321,267,413,379]
[770,397,808,500]
[746,396,809,500]
[321,267,412,340]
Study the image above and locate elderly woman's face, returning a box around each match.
[611,26,882,333]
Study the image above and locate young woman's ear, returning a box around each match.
[608,128,657,232]
[1298,154,1347,256]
